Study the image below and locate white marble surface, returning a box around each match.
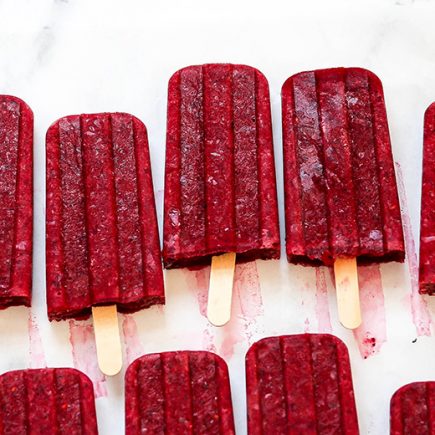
[1,0,435,433]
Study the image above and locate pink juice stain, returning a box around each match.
[122,314,144,366]
[189,261,263,358]
[315,267,332,333]
[69,320,107,397]
[353,264,387,359]
[188,266,216,353]
[396,163,432,336]
[28,311,47,369]
[220,262,263,358]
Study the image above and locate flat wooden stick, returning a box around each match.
[334,257,362,330]
[207,252,236,327]
[92,305,123,376]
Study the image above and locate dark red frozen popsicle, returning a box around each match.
[46,112,164,321]
[125,351,235,434]
[282,67,404,266]
[0,95,33,308]
[419,103,435,294]
[246,334,359,434]
[163,63,280,268]
[0,368,98,434]
[390,382,435,434]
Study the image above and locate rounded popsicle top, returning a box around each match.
[0,368,98,434]
[46,111,148,137]
[125,350,235,435]
[125,349,231,382]
[390,381,435,434]
[245,332,351,360]
[0,95,34,116]
[0,366,94,384]
[281,67,384,94]
[425,101,435,118]
[168,63,271,89]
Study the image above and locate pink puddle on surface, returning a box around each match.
[396,163,432,336]
[28,311,47,368]
[353,264,387,359]
[122,314,144,366]
[69,320,107,397]
[220,262,264,358]
[189,266,216,353]
[315,267,332,333]
[190,261,263,358]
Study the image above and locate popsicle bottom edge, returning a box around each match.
[48,295,165,321]
[163,246,280,269]
[286,249,405,267]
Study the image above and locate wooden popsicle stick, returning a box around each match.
[207,252,237,327]
[334,257,362,330]
[92,305,123,376]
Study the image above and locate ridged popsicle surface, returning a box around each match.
[46,112,164,321]
[246,334,359,435]
[419,103,435,294]
[390,382,435,435]
[163,63,280,268]
[0,368,98,434]
[0,95,33,308]
[282,67,404,266]
[125,351,235,434]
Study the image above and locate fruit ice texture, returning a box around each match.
[125,350,235,434]
[282,67,404,266]
[163,63,280,268]
[0,368,98,434]
[390,381,435,435]
[246,334,359,434]
[419,102,435,294]
[0,95,33,308]
[46,112,164,321]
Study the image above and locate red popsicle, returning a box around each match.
[163,63,280,268]
[419,103,435,294]
[125,351,235,434]
[282,68,405,328]
[163,63,280,326]
[246,334,359,434]
[282,67,404,265]
[46,112,164,319]
[390,382,435,434]
[0,95,33,308]
[46,112,164,374]
[0,368,98,434]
